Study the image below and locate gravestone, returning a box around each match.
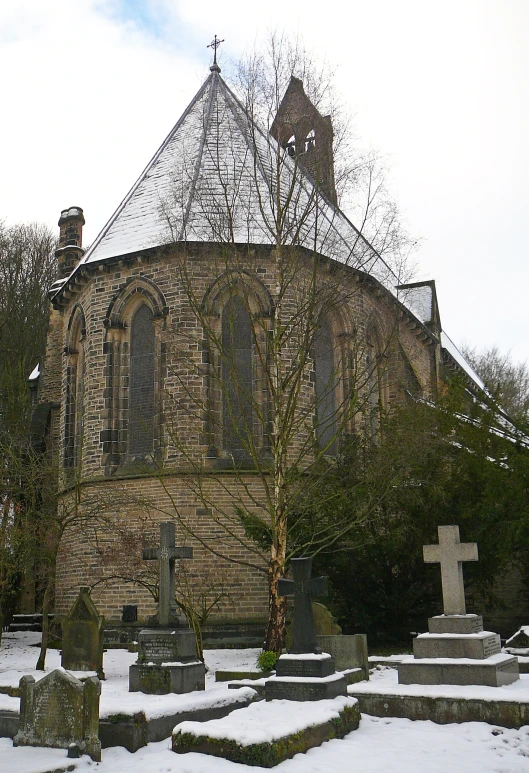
[129,522,205,694]
[505,626,529,654]
[265,557,347,701]
[317,634,369,680]
[398,525,519,686]
[13,670,101,761]
[61,586,105,679]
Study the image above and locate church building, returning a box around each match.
[31,59,485,636]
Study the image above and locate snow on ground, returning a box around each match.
[3,717,529,773]
[0,632,260,717]
[3,632,529,772]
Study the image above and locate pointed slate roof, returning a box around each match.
[77,67,397,288]
[65,67,489,397]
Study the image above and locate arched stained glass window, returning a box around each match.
[221,296,253,457]
[128,303,155,459]
[314,317,337,455]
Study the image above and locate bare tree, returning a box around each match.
[462,344,529,428]
[0,221,56,442]
[148,36,422,651]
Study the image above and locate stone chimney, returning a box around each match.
[55,206,85,280]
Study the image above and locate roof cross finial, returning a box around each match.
[207,34,224,71]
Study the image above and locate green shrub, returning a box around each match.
[257,650,278,672]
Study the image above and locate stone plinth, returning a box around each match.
[265,672,348,701]
[428,614,483,635]
[398,653,519,687]
[275,654,335,679]
[130,627,205,694]
[129,661,206,695]
[136,628,197,664]
[265,653,347,701]
[413,631,501,660]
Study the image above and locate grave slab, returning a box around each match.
[1,686,258,753]
[172,695,360,767]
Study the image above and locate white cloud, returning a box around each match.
[1,0,528,362]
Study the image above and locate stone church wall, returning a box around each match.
[48,244,439,621]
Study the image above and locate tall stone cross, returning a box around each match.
[143,522,193,627]
[278,557,328,654]
[423,525,478,616]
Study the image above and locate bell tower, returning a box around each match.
[271,76,337,206]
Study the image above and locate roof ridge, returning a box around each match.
[178,72,218,241]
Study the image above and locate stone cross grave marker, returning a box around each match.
[278,557,328,653]
[14,669,101,761]
[62,586,105,678]
[423,525,478,615]
[143,521,193,627]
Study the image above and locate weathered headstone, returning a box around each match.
[317,634,369,680]
[13,670,101,761]
[129,522,205,694]
[61,586,105,679]
[265,557,347,701]
[398,525,519,687]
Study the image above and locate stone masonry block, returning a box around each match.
[413,631,500,660]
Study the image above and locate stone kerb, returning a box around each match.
[13,670,101,762]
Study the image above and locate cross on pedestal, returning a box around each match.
[143,522,193,627]
[278,557,328,654]
[423,525,478,615]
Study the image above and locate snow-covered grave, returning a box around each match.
[3,631,529,772]
[0,631,258,751]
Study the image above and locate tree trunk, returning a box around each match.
[36,567,55,671]
[264,557,287,652]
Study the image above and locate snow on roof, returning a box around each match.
[441,332,485,390]
[77,69,392,282]
[28,363,40,381]
[398,284,433,325]
[63,69,484,394]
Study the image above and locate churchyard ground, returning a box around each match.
[2,630,529,771]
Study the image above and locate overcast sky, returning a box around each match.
[1,0,528,362]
